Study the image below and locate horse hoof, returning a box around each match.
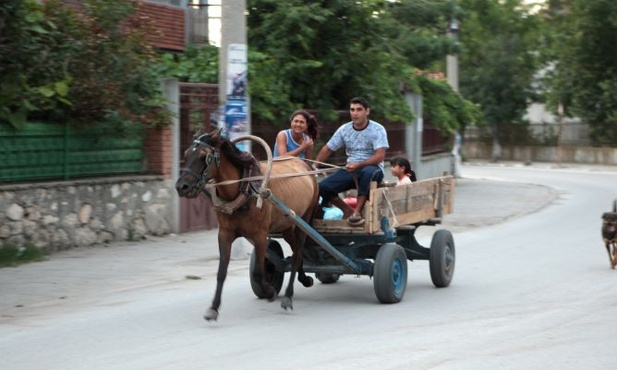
[281,296,293,311]
[204,308,219,322]
[300,276,314,288]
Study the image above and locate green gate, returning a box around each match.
[0,122,144,183]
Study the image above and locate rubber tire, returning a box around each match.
[429,229,455,288]
[373,243,408,304]
[315,273,340,284]
[250,240,285,299]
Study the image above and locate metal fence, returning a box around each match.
[0,122,144,183]
[465,122,593,147]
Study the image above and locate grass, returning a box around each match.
[0,243,46,267]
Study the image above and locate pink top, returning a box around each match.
[396,176,412,186]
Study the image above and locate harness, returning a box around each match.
[180,137,261,215]
[205,162,261,214]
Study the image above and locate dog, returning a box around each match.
[601,199,617,269]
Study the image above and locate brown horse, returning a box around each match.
[175,128,319,321]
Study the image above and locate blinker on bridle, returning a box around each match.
[180,138,220,191]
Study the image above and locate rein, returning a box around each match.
[203,165,340,188]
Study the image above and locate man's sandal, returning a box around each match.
[347,215,365,226]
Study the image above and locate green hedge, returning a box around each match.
[0,122,144,183]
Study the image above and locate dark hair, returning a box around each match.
[390,156,417,182]
[289,110,319,141]
[350,97,369,109]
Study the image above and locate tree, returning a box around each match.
[458,0,542,160]
[0,0,72,129]
[542,0,617,146]
[246,0,476,131]
[0,0,170,131]
[153,0,481,135]
[44,0,169,130]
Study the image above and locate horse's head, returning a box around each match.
[175,129,223,198]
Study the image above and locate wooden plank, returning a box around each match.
[366,176,455,233]
[312,219,371,235]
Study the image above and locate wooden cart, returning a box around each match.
[250,175,456,304]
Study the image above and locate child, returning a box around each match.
[390,157,417,186]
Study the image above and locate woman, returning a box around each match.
[273,110,319,159]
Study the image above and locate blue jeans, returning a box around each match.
[319,166,384,203]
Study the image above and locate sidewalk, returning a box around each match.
[0,167,559,319]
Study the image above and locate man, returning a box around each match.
[315,97,389,226]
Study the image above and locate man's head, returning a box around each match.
[349,97,370,126]
[350,97,369,109]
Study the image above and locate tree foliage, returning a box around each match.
[458,0,542,158]
[0,0,170,131]
[245,0,479,132]
[0,0,73,129]
[541,0,617,146]
[153,44,219,83]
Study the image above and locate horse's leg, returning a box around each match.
[281,229,312,310]
[295,231,314,288]
[297,206,319,288]
[204,232,234,322]
[251,236,277,301]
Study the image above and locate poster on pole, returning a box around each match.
[225,44,249,151]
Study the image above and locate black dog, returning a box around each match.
[601,200,617,269]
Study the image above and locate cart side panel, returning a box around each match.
[312,176,455,235]
[367,176,455,233]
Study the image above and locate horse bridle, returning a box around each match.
[180,137,221,192]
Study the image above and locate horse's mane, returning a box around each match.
[198,131,256,168]
[219,137,258,169]
[195,129,260,173]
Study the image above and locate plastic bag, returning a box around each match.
[323,206,344,220]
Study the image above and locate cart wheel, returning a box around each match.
[429,229,455,288]
[250,240,284,299]
[373,243,408,303]
[315,273,340,284]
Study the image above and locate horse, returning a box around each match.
[175,128,320,321]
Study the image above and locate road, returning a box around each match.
[1,163,616,370]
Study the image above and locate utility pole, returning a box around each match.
[219,0,250,151]
[446,17,462,178]
[556,101,564,167]
[219,0,252,260]
[446,18,460,93]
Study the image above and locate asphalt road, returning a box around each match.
[1,161,616,370]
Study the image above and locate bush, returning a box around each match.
[0,243,45,267]
[0,0,171,132]
[0,0,73,129]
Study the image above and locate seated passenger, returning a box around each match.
[273,110,318,159]
[390,157,417,186]
[315,97,389,226]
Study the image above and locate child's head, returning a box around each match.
[390,157,416,181]
[390,157,411,173]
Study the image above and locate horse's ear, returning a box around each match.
[193,129,205,139]
[210,127,223,141]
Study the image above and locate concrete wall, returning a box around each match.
[420,153,455,179]
[0,176,173,252]
[463,142,617,166]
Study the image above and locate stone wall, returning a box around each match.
[0,176,173,252]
